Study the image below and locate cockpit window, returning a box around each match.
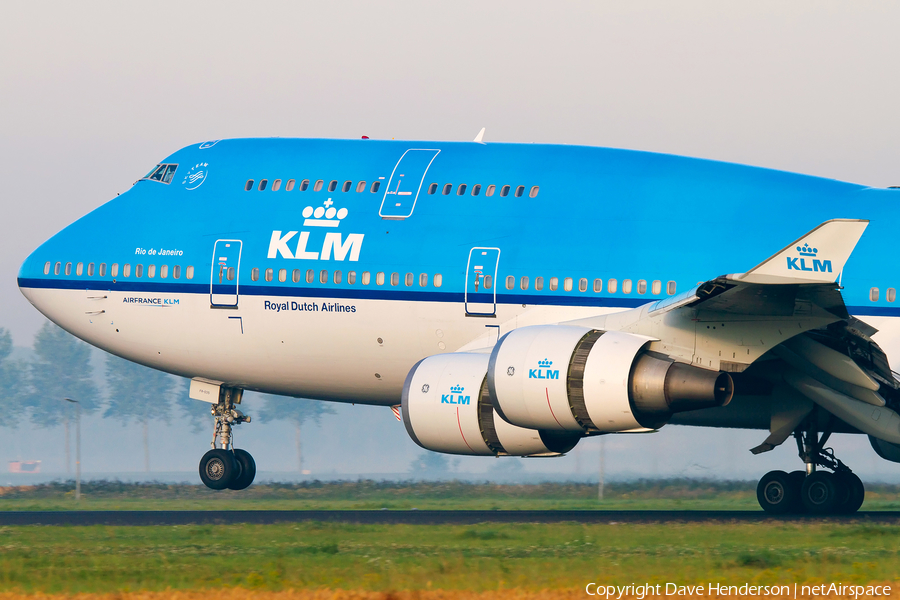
[143,163,178,184]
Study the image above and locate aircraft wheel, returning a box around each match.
[834,472,865,514]
[787,470,807,513]
[199,449,237,490]
[801,471,839,515]
[757,470,798,514]
[228,449,257,490]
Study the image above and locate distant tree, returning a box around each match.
[27,322,98,472]
[176,383,212,435]
[0,328,25,425]
[256,395,335,472]
[104,354,182,471]
[409,451,454,475]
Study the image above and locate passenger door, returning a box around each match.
[464,247,500,317]
[210,239,242,308]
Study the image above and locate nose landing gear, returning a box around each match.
[756,424,865,515]
[198,387,256,491]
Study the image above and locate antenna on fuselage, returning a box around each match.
[473,127,486,143]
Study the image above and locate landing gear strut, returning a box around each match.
[198,387,256,490]
[756,420,864,515]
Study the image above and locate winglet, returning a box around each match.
[473,127,486,143]
[735,219,868,284]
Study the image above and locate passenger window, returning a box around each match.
[608,279,618,293]
[286,179,296,191]
[535,276,544,291]
[529,186,539,198]
[376,272,385,285]
[515,185,525,198]
[300,179,310,191]
[667,281,676,295]
[328,180,338,192]
[245,180,254,191]
[173,265,180,279]
[623,279,632,294]
[186,266,194,279]
[391,272,399,286]
[65,262,72,276]
[265,268,273,282]
[889,288,897,303]
[334,270,342,284]
[356,181,366,192]
[272,179,282,191]
[306,269,314,284]
[549,277,558,291]
[43,261,50,275]
[579,278,587,292]
[652,280,661,295]
[405,273,413,286]
[370,181,381,193]
[486,185,495,197]
[484,275,492,289]
[258,179,268,191]
[292,269,301,283]
[637,280,647,295]
[99,263,107,277]
[320,269,328,284]
[136,264,144,278]
[348,271,357,284]
[472,184,481,196]
[76,262,83,276]
[520,276,529,290]
[342,181,351,193]
[871,287,880,302]
[278,268,287,282]
[419,273,428,287]
[457,184,467,196]
[314,180,324,192]
[506,275,514,290]
[433,274,442,287]
[111,263,119,277]
[227,267,235,281]
[564,277,573,292]
[500,185,510,197]
[160,265,168,278]
[362,271,371,285]
[593,279,602,292]
[123,264,131,277]
[442,184,452,195]
[251,268,259,282]
[54,262,61,275]
[147,265,156,278]
[428,183,438,194]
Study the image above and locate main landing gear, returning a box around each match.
[757,424,864,515]
[198,387,256,491]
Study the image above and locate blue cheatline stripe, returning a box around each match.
[20,277,900,316]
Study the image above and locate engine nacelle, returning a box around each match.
[487,325,734,433]
[401,352,580,456]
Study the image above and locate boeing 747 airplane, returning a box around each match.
[17,136,900,514]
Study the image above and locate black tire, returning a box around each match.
[199,449,237,490]
[835,472,865,514]
[801,471,839,515]
[787,471,807,513]
[757,470,797,514]
[228,449,256,490]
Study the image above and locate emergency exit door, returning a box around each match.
[465,247,500,317]
[379,149,440,219]
[210,239,242,308]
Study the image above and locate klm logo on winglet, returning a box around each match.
[529,359,560,380]
[441,385,470,405]
[268,199,364,261]
[786,243,832,273]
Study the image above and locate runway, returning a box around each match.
[1,510,899,526]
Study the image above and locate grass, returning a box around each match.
[0,520,898,593]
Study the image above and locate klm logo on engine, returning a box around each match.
[267,199,364,261]
[529,359,559,380]
[787,243,832,273]
[441,385,470,405]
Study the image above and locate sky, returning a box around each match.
[1,1,899,482]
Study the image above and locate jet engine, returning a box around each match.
[402,352,580,456]
[487,326,734,432]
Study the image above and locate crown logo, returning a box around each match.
[302,199,348,228]
[796,243,817,257]
[538,359,553,368]
[450,385,464,394]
